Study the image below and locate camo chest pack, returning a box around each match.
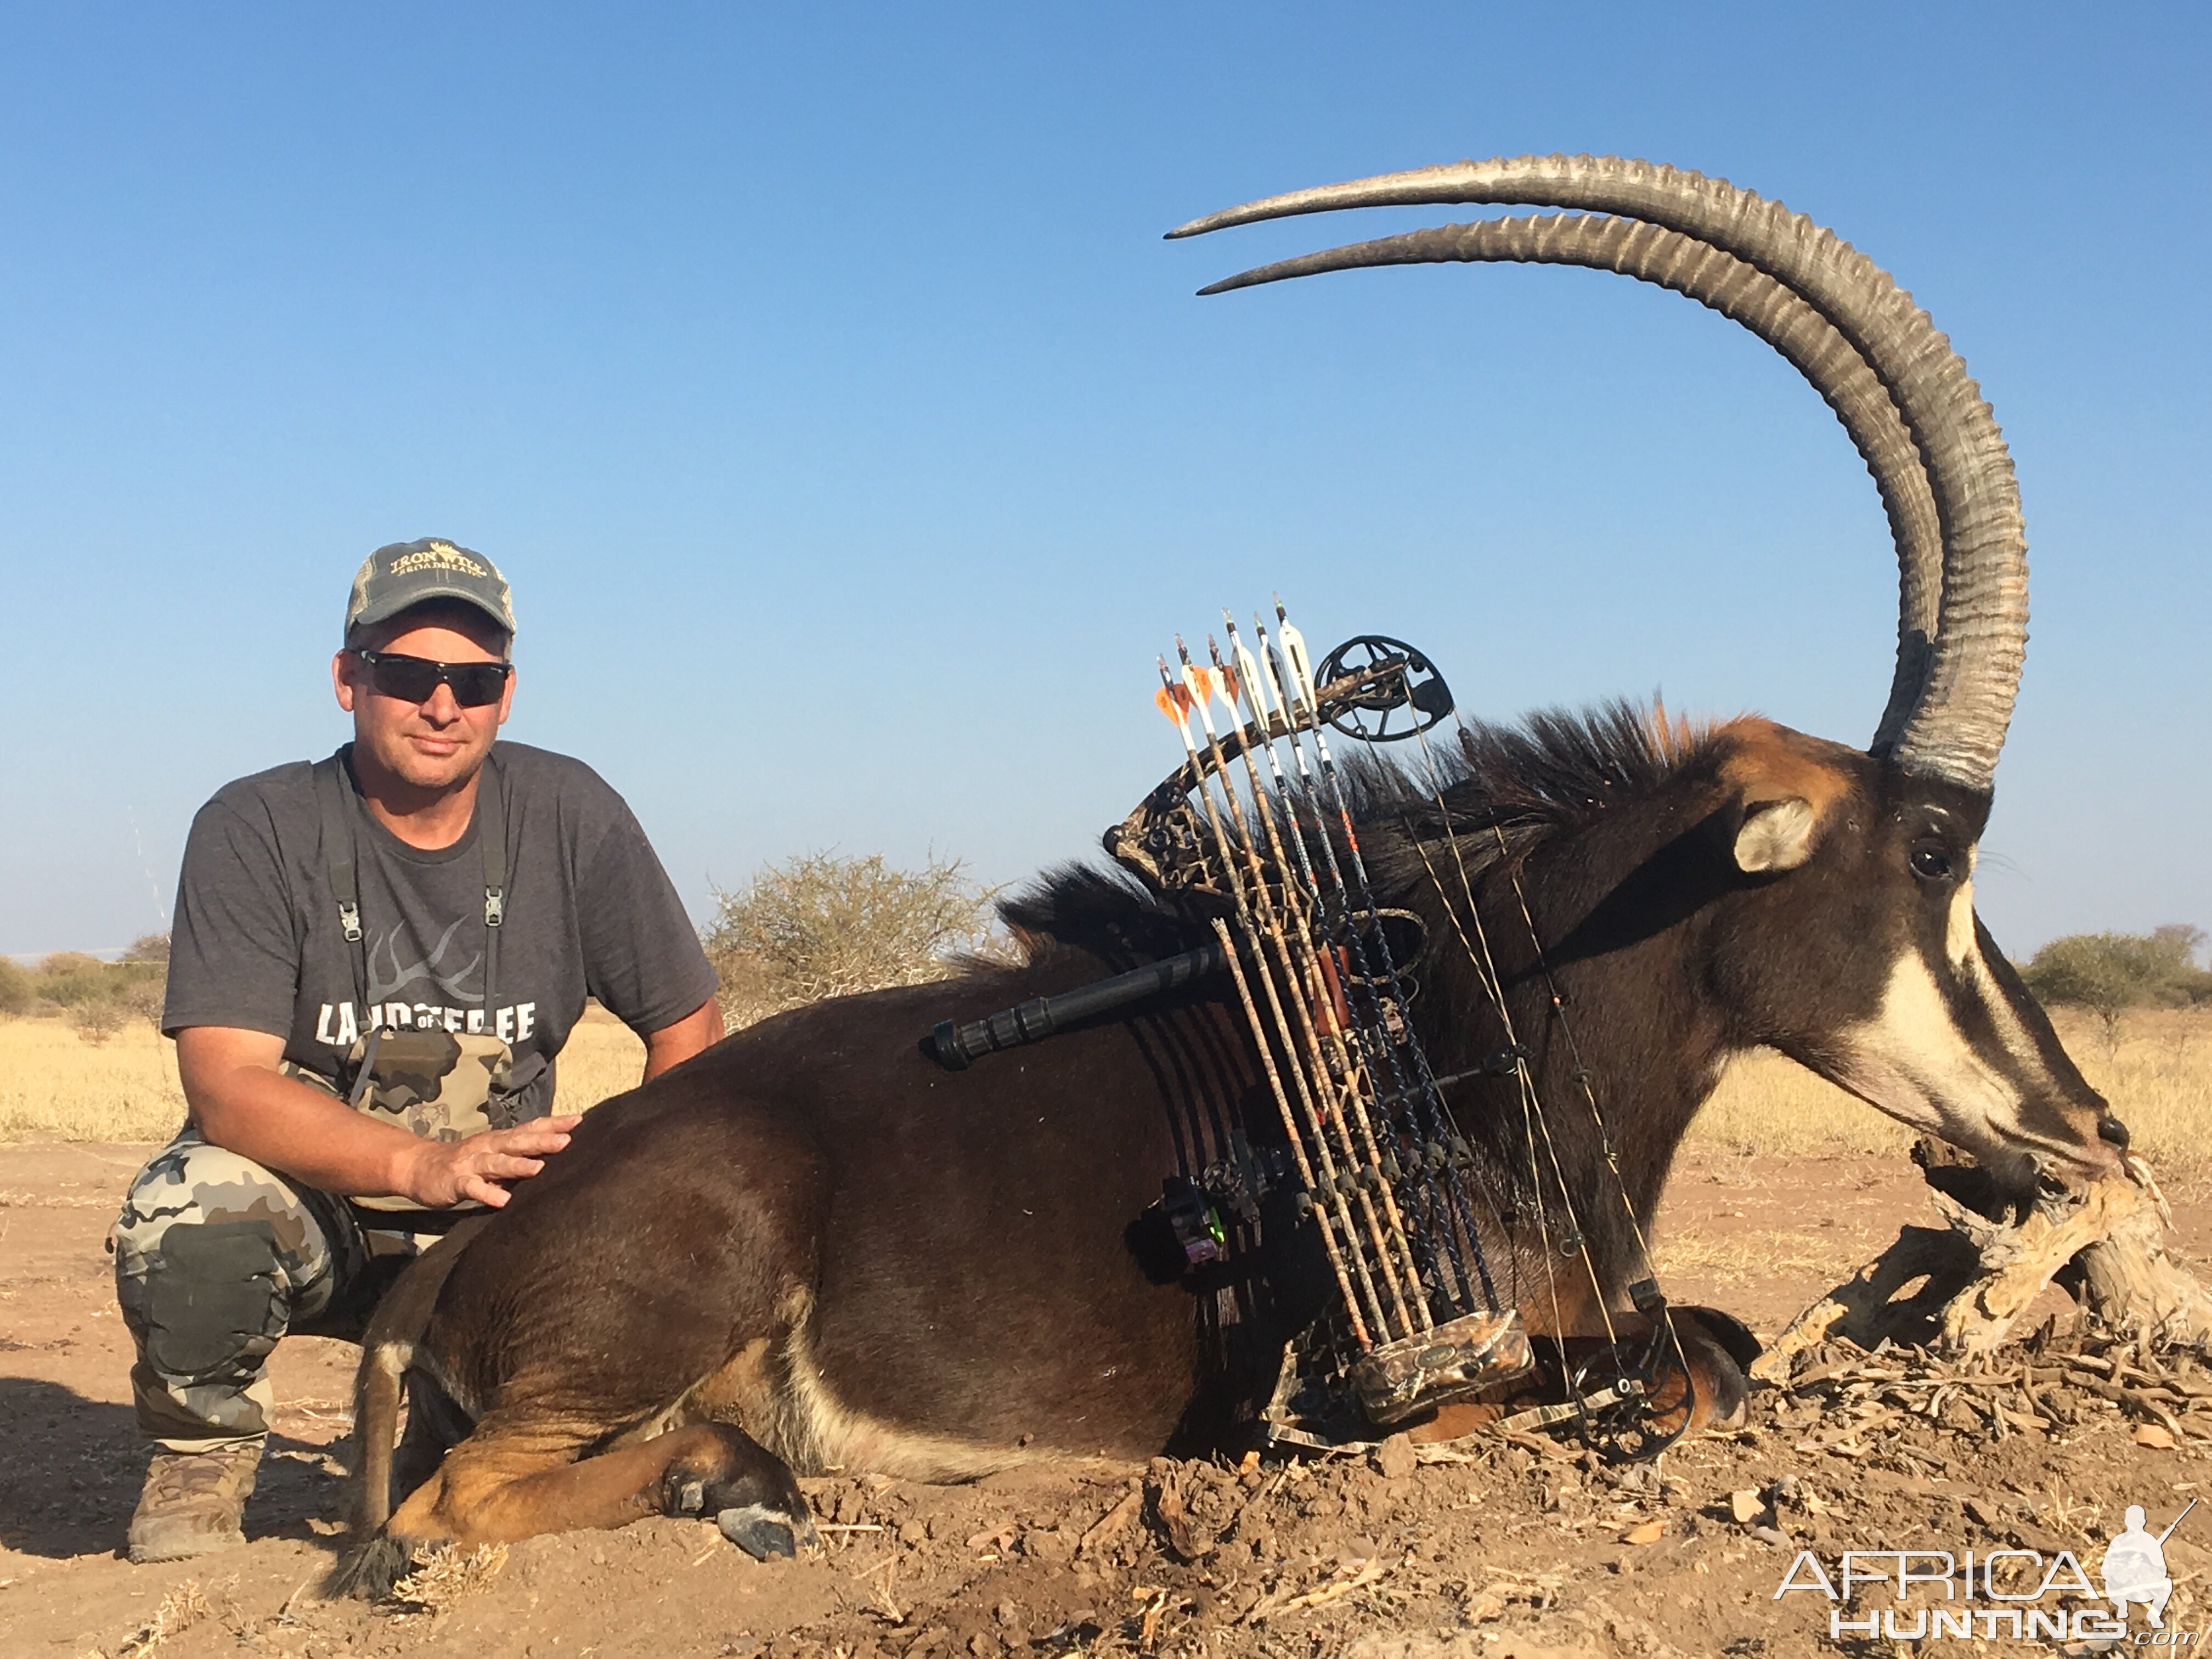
[309,748,524,1215]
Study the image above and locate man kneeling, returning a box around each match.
[115,540,723,1562]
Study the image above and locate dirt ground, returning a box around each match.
[8,1142,2212,1657]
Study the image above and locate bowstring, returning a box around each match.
[1486,817,1688,1389]
[1395,825,1580,1367]
[1398,716,1621,1362]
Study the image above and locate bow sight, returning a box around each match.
[930,603,1690,1462]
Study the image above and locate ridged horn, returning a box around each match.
[1197,212,1939,751]
[1172,156,2025,792]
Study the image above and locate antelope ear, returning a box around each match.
[1733,797,1817,873]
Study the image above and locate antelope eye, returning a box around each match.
[1909,845,1954,882]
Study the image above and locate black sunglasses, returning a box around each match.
[353,650,514,708]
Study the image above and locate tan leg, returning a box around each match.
[389,1418,806,1544]
[340,1417,811,1598]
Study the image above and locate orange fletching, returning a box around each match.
[1154,685,1187,724]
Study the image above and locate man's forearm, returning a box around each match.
[185,1059,425,1199]
[642,998,724,1080]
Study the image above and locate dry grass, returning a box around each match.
[554,1004,648,1110]
[1648,1227,1847,1289]
[388,1542,508,1615]
[0,1005,648,1143]
[3,1003,2202,1165]
[1685,1049,1915,1160]
[0,1017,188,1143]
[1684,1007,2212,1170]
[86,1578,211,1659]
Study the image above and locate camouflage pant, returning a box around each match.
[113,1128,414,1452]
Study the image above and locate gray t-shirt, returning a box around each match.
[164,742,718,1122]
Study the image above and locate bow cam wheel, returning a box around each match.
[1316,635,1455,743]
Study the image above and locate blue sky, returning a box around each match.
[1,3,2205,960]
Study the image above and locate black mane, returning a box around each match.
[996,863,1199,970]
[1005,699,1724,959]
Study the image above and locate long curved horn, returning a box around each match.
[1172,156,2024,792]
[1198,212,1939,752]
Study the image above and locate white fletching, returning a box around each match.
[1232,631,1274,724]
[1209,657,1242,721]
[1276,614,1317,715]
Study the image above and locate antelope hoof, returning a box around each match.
[658,1425,817,1549]
[718,1503,808,1560]
[657,1425,817,1555]
[1673,1306,1759,1431]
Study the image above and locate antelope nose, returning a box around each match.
[2098,1115,2131,1149]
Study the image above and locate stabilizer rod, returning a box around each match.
[929,941,1228,1070]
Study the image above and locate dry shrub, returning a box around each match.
[120,977,166,1031]
[122,932,170,964]
[69,998,128,1046]
[97,1578,210,1659]
[20,952,165,1016]
[704,851,1003,1030]
[389,1541,508,1613]
[0,957,30,1016]
[2022,926,2211,1058]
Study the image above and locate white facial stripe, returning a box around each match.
[1945,874,1976,968]
[1955,896,2050,1079]
[1940,860,2049,1079]
[1829,944,2090,1170]
[1828,950,2013,1138]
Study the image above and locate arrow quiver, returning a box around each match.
[1101,616,1537,1442]
[933,611,1690,1458]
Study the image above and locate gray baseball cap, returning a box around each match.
[344,538,517,644]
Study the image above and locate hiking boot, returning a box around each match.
[127,1442,261,1564]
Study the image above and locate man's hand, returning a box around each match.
[177,1026,580,1206]
[394,1115,582,1208]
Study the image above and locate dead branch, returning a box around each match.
[1753,1142,2212,1383]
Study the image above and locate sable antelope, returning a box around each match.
[335,156,2124,1589]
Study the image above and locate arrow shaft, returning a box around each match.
[1269,616,1501,1313]
[1215,922,1375,1352]
[1164,654,1402,1342]
[1177,640,1421,1341]
[1207,635,1431,1335]
[1215,635,1440,1333]
[1246,624,1489,1313]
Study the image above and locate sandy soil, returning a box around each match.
[8,1141,2212,1657]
